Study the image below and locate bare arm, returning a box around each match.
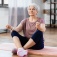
[13,23,23,32]
[39,23,46,32]
[36,22,46,32]
[6,23,23,32]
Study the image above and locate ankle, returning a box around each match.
[23,46,27,50]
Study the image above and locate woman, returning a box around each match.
[6,3,46,57]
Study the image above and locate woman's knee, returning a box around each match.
[31,30,43,43]
[11,30,19,37]
[35,30,43,34]
[33,30,43,37]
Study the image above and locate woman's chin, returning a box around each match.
[29,15,35,16]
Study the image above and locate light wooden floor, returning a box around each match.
[0,28,57,57]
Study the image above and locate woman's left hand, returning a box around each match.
[36,22,40,30]
[36,22,46,32]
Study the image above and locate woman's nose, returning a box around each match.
[30,10,33,12]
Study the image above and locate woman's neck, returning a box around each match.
[29,16,38,22]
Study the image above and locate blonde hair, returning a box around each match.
[27,3,40,12]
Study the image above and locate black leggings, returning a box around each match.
[11,30,44,50]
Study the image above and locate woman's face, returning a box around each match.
[28,6,38,16]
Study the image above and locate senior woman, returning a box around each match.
[6,3,46,57]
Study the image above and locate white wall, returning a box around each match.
[44,2,50,24]
[44,2,57,24]
[0,8,9,29]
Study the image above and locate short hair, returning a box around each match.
[27,3,40,12]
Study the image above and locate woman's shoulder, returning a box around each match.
[22,18,28,21]
[20,18,28,24]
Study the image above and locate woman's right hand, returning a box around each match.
[6,24,12,30]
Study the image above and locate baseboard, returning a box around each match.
[46,24,57,28]
[0,29,8,33]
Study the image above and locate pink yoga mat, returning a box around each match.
[0,43,16,51]
[0,43,57,56]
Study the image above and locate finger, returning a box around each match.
[36,22,40,25]
[6,25,8,28]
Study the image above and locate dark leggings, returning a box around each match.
[11,30,44,50]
